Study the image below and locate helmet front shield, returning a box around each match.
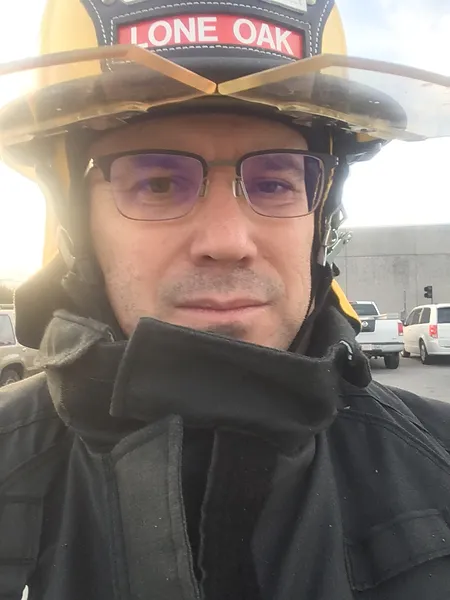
[219,54,450,142]
[1,48,449,150]
[0,45,216,146]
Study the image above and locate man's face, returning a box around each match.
[88,113,315,350]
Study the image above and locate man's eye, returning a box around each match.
[251,179,294,194]
[140,177,172,193]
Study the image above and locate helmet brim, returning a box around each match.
[0,47,449,150]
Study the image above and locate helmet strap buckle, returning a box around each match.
[318,206,349,267]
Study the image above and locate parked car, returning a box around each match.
[403,303,450,364]
[350,301,404,369]
[0,305,38,386]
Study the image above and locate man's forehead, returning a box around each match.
[89,112,309,158]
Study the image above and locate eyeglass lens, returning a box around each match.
[108,152,325,221]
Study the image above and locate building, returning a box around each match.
[336,224,450,318]
[0,280,20,289]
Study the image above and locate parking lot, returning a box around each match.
[371,356,450,403]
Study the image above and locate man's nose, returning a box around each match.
[188,177,258,265]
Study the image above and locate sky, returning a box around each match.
[0,0,449,281]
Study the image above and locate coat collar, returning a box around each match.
[38,304,370,454]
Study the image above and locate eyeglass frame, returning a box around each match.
[85,148,339,221]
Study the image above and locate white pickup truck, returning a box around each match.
[350,301,404,369]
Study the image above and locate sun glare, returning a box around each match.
[0,1,449,283]
[0,1,47,282]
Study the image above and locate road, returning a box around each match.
[371,356,450,403]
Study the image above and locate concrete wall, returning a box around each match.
[336,225,450,318]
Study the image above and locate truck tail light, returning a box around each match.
[429,324,438,338]
[397,321,404,336]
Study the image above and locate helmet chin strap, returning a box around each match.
[287,228,333,355]
[288,154,350,355]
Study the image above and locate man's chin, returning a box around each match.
[166,314,258,345]
[130,307,293,349]
[173,319,279,349]
[202,322,250,342]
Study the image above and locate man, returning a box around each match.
[1,0,450,598]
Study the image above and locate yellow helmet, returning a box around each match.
[2,0,448,156]
[2,0,449,340]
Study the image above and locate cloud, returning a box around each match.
[339,0,450,75]
[0,163,45,280]
[335,0,450,228]
[344,138,450,227]
[0,1,45,107]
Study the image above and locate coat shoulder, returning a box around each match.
[0,373,65,483]
[384,383,450,452]
[341,378,450,453]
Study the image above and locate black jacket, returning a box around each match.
[1,306,450,600]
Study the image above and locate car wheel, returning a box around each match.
[402,349,410,358]
[419,340,431,365]
[384,354,400,369]
[0,368,21,387]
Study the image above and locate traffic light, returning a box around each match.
[424,285,433,300]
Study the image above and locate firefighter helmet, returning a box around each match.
[2,0,449,340]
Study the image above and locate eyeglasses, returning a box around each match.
[87,149,338,221]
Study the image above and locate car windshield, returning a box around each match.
[0,314,15,345]
[351,303,378,317]
[437,307,450,324]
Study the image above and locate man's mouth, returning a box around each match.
[176,297,268,311]
[173,298,269,324]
